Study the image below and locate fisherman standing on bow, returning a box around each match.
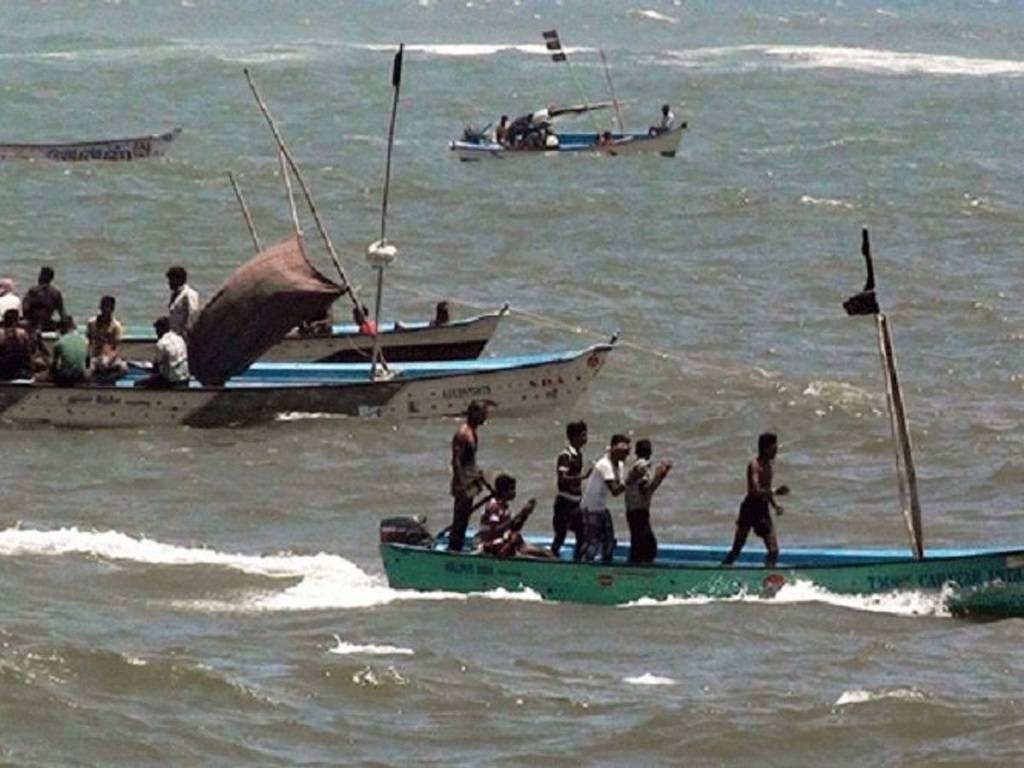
[722,432,790,568]
[166,265,200,338]
[448,400,489,552]
[578,434,631,563]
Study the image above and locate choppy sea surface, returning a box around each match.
[2,1,1023,765]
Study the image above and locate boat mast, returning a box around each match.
[227,172,263,254]
[542,30,603,135]
[598,49,625,135]
[368,44,404,382]
[844,228,924,558]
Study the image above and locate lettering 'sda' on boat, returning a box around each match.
[378,231,1024,620]
[0,128,181,161]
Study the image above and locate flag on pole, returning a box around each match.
[843,228,880,316]
[542,29,567,62]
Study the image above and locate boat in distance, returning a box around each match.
[0,342,613,428]
[449,124,686,161]
[379,529,1024,619]
[0,128,182,161]
[43,307,508,364]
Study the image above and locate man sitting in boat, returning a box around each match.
[475,473,553,559]
[722,432,790,567]
[0,278,20,319]
[0,308,32,380]
[22,266,67,333]
[86,295,129,384]
[649,104,675,136]
[624,439,673,564]
[135,316,189,389]
[578,434,631,563]
[493,115,510,147]
[50,316,89,387]
[430,300,451,327]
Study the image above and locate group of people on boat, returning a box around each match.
[0,264,200,388]
[482,104,676,151]
[445,400,789,567]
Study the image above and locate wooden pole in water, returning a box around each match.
[228,172,263,254]
[598,48,625,135]
[243,68,358,307]
[877,313,924,559]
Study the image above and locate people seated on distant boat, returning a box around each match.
[298,306,334,337]
[448,399,488,552]
[430,300,451,327]
[166,265,200,338]
[578,433,631,563]
[352,303,377,335]
[0,278,20,319]
[475,473,554,559]
[624,439,673,564]
[551,420,590,558]
[0,308,33,380]
[22,266,67,333]
[493,115,510,147]
[135,316,189,389]
[649,104,675,136]
[597,131,615,147]
[722,432,790,568]
[50,316,89,387]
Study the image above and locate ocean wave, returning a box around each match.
[355,43,592,58]
[835,687,928,706]
[624,673,677,685]
[329,635,414,656]
[631,9,679,25]
[663,45,1024,78]
[799,195,855,210]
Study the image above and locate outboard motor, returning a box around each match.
[380,516,434,547]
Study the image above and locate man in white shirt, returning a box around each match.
[0,278,20,318]
[166,265,200,337]
[135,316,189,388]
[578,433,631,563]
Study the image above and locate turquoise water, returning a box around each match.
[2,2,1024,765]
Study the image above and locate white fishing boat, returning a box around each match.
[449,124,686,161]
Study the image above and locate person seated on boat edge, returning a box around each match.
[551,420,590,558]
[0,278,20,319]
[166,265,200,339]
[86,295,129,384]
[448,399,489,552]
[649,104,675,136]
[430,300,451,327]
[493,115,510,147]
[624,439,673,564]
[597,131,615,147]
[578,434,631,564]
[49,315,89,387]
[352,303,377,335]
[0,308,33,381]
[297,306,333,337]
[475,474,553,559]
[135,316,189,389]
[22,266,67,333]
[722,432,790,568]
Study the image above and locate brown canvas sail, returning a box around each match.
[189,235,345,385]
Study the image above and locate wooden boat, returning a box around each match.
[377,230,1024,620]
[449,124,686,161]
[0,128,181,161]
[379,533,1024,617]
[43,307,508,364]
[0,342,613,428]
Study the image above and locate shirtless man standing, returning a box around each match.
[447,400,488,552]
[722,432,790,567]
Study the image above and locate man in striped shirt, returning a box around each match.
[550,420,590,558]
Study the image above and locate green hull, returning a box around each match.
[379,540,1024,616]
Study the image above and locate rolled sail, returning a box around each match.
[189,235,345,385]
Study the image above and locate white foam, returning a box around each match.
[836,687,926,706]
[355,43,592,58]
[0,526,542,612]
[633,9,679,24]
[664,45,1024,78]
[329,635,414,656]
[624,673,677,685]
[799,195,855,210]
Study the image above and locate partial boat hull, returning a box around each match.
[449,125,685,161]
[45,309,506,364]
[380,536,1024,618]
[0,128,181,161]
[0,343,612,428]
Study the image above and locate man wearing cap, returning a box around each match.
[577,433,631,563]
[166,266,200,337]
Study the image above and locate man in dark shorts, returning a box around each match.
[447,400,488,552]
[624,439,673,564]
[550,420,589,558]
[722,432,790,567]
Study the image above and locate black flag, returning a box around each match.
[391,44,403,88]
[542,29,567,62]
[843,228,880,316]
